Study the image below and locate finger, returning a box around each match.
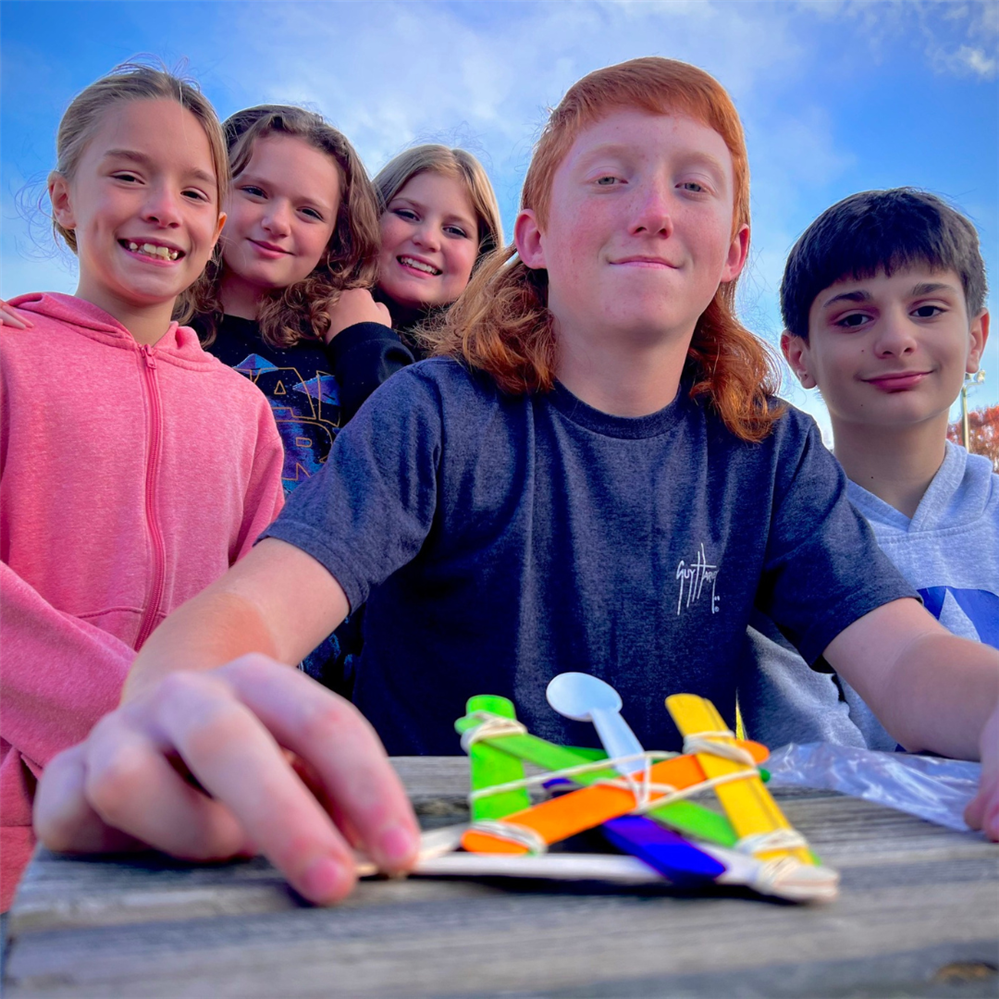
[0,301,32,329]
[34,744,146,854]
[149,667,363,903]
[84,709,248,860]
[218,657,419,874]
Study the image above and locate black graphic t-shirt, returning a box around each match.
[196,312,414,681]
[264,358,916,755]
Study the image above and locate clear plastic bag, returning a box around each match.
[765,742,980,832]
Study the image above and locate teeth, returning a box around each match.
[126,241,179,261]
[400,256,440,276]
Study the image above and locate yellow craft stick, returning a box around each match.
[665,694,815,866]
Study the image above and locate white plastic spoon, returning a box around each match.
[546,672,645,775]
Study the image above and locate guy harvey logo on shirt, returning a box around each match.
[675,543,720,616]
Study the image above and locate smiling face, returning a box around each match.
[784,267,989,434]
[49,98,224,322]
[219,133,340,310]
[515,109,748,354]
[376,170,479,311]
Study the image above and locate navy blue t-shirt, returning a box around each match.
[264,358,914,755]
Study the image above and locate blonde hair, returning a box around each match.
[185,105,382,348]
[374,145,503,266]
[431,57,783,442]
[50,62,228,255]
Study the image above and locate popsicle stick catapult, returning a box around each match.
[355,675,838,903]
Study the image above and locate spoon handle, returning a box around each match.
[590,707,645,774]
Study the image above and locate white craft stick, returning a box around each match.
[412,851,665,884]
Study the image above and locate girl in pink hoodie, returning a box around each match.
[0,64,285,910]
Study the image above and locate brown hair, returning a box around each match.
[185,105,381,348]
[374,145,503,265]
[431,57,783,442]
[50,62,228,255]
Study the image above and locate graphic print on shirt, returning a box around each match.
[919,585,999,649]
[675,542,720,616]
[235,354,339,490]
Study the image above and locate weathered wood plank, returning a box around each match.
[4,758,997,999]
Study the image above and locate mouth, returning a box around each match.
[863,371,931,391]
[398,255,442,277]
[119,240,184,262]
[250,239,292,256]
[611,256,679,269]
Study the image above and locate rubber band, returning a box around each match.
[469,819,549,855]
[460,713,528,753]
[736,829,808,857]
[683,732,757,767]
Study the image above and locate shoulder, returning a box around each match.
[365,356,505,413]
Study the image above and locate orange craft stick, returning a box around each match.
[461,743,767,855]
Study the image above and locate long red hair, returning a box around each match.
[427,57,782,441]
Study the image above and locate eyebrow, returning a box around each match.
[238,171,336,211]
[390,195,476,227]
[821,280,960,309]
[103,148,216,187]
[574,144,728,183]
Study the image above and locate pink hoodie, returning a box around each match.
[0,294,285,909]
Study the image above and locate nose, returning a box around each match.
[873,307,918,358]
[629,179,673,238]
[261,200,292,238]
[141,183,182,228]
[411,220,441,252]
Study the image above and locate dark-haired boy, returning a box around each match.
[767,188,995,748]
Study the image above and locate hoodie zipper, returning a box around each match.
[135,344,166,650]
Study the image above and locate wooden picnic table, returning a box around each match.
[3,756,997,998]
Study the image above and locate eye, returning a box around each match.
[444,224,470,238]
[183,188,210,203]
[834,312,870,330]
[300,207,325,221]
[241,185,266,198]
[595,175,620,187]
[112,172,140,184]
[679,181,707,194]
[912,304,945,319]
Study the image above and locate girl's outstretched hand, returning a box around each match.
[325,288,392,342]
[0,299,33,329]
[965,702,999,840]
[34,654,420,904]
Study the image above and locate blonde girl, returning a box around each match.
[0,64,284,910]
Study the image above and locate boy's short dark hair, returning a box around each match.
[780,188,987,339]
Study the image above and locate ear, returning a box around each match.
[781,330,817,389]
[48,172,76,232]
[966,309,989,374]
[719,223,750,283]
[212,211,227,247]
[514,208,546,270]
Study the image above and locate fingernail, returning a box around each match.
[378,823,418,868]
[300,855,351,903]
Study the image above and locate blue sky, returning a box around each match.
[2,0,996,435]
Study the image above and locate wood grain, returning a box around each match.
[4,757,997,998]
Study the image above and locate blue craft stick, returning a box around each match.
[600,814,727,886]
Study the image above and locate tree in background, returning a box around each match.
[948,405,999,472]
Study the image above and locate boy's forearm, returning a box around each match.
[121,589,282,703]
[866,632,998,759]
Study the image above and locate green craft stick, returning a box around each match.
[455,711,737,847]
[464,696,532,821]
